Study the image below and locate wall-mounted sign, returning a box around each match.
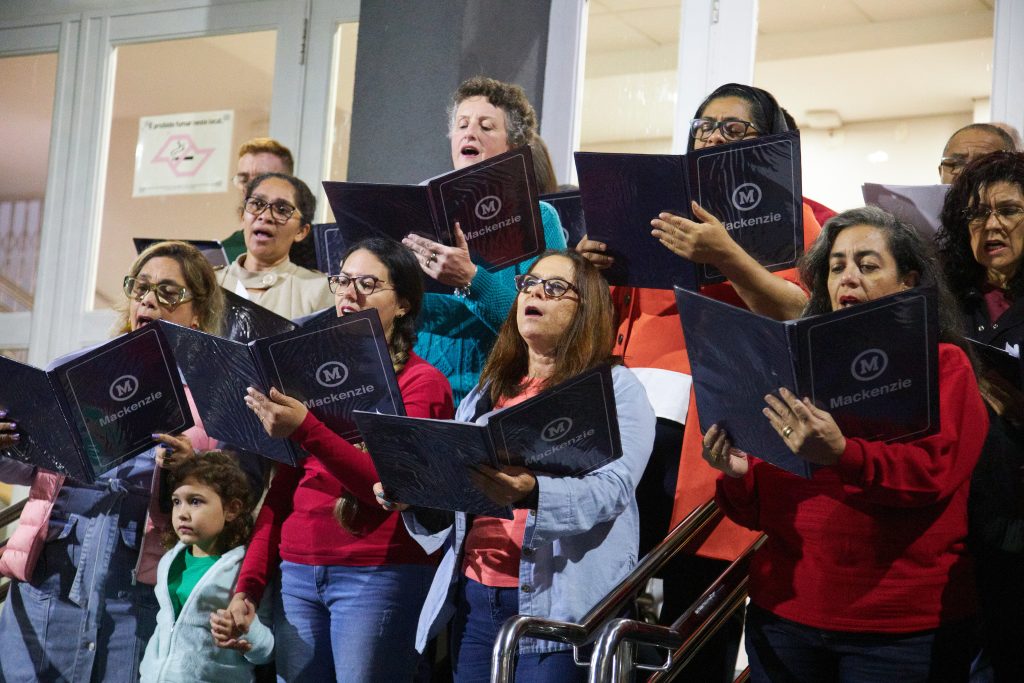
[133,110,234,197]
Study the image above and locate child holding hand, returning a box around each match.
[140,451,273,682]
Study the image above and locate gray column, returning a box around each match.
[348,0,553,184]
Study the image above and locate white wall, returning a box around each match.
[800,112,971,213]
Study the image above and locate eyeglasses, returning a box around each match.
[123,276,193,307]
[514,274,580,299]
[965,204,1024,227]
[939,156,969,177]
[328,273,394,296]
[243,197,299,224]
[689,118,758,142]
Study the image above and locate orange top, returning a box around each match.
[462,381,543,587]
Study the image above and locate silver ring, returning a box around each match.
[427,252,438,264]
[782,425,794,438]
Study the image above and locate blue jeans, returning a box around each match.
[745,603,975,683]
[273,560,434,683]
[451,576,585,683]
[0,477,158,683]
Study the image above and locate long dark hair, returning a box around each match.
[686,83,789,153]
[936,151,1024,302]
[480,250,619,403]
[801,206,967,350]
[339,237,423,374]
[163,451,254,553]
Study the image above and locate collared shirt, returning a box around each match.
[217,255,334,320]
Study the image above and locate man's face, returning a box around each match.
[939,129,1010,184]
[234,152,290,193]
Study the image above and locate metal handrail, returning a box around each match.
[588,534,766,683]
[490,498,723,683]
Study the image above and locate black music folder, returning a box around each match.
[575,131,803,290]
[357,365,621,519]
[322,146,545,275]
[862,183,948,239]
[311,223,344,276]
[160,309,404,465]
[0,325,192,482]
[133,238,229,269]
[967,338,1022,390]
[220,288,297,343]
[539,190,587,249]
[676,287,939,477]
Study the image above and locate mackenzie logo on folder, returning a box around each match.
[322,146,545,276]
[0,325,192,482]
[675,287,939,477]
[575,131,804,290]
[355,365,621,519]
[159,309,404,465]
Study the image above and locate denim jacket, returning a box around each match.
[405,364,655,655]
[0,451,160,682]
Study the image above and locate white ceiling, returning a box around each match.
[582,0,996,144]
[0,0,1000,199]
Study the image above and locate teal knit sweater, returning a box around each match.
[413,202,566,405]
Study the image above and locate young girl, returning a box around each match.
[140,451,273,682]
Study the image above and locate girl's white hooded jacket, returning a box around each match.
[140,543,274,682]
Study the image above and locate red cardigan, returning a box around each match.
[717,343,987,632]
[236,353,454,604]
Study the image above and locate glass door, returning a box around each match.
[0,19,66,366]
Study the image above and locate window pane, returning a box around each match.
[754,0,995,211]
[325,22,359,184]
[93,31,277,309]
[578,0,681,156]
[0,52,56,314]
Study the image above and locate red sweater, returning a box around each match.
[615,203,822,561]
[717,343,987,632]
[236,353,454,604]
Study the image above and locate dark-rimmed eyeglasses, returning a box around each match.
[123,276,193,307]
[689,118,758,142]
[939,156,970,177]
[328,273,394,296]
[244,197,299,224]
[965,204,1024,227]
[514,274,580,299]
